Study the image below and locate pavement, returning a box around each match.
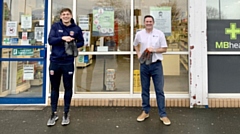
[0,106,240,134]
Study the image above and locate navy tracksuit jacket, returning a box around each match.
[48,18,84,113]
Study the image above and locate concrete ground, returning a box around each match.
[0,106,240,134]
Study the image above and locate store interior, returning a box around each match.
[0,0,189,98]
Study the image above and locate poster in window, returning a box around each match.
[34,27,44,42]
[82,31,90,46]
[79,15,89,30]
[6,21,17,36]
[150,7,171,36]
[21,15,32,29]
[23,64,34,80]
[92,7,114,36]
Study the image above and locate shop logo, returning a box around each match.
[225,23,240,40]
[215,23,240,49]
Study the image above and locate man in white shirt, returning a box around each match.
[133,15,171,126]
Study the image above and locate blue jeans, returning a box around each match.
[49,62,74,114]
[140,60,167,117]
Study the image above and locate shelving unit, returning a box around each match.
[0,50,10,97]
[76,45,94,67]
[178,21,188,71]
[180,55,188,71]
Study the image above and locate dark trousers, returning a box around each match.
[140,60,167,117]
[49,62,74,114]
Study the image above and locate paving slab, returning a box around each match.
[0,107,240,134]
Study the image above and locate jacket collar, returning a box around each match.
[59,18,76,27]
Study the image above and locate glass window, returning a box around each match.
[51,0,73,23]
[207,0,240,20]
[75,55,130,93]
[133,54,188,94]
[133,0,189,93]
[134,0,188,52]
[77,0,131,52]
[207,0,240,93]
[2,0,45,46]
[0,0,45,98]
[74,0,131,93]
[0,61,43,98]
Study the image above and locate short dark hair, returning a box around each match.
[60,8,72,15]
[144,15,154,22]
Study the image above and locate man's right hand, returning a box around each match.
[62,36,74,42]
[137,53,141,59]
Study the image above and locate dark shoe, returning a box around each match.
[47,112,59,126]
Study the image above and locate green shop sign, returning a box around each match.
[12,48,34,56]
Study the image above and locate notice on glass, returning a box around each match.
[92,7,114,36]
[79,15,89,30]
[6,21,17,36]
[21,32,30,45]
[150,7,171,36]
[23,64,34,80]
[82,31,91,46]
[21,15,32,29]
[35,27,44,42]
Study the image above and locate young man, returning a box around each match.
[133,15,171,126]
[47,8,84,126]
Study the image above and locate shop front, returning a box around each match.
[0,0,211,107]
[0,0,47,104]
[207,0,240,107]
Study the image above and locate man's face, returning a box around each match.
[60,11,72,23]
[144,17,154,30]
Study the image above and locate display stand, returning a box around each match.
[0,49,11,97]
[76,45,94,67]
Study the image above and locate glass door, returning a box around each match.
[0,0,48,104]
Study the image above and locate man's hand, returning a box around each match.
[62,36,74,42]
[137,53,141,59]
[147,47,155,52]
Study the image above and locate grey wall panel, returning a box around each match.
[208,55,240,93]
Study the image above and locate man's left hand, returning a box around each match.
[147,47,155,52]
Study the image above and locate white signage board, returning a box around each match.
[23,64,34,80]
[6,21,18,36]
[21,15,32,29]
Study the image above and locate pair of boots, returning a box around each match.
[65,41,78,57]
[139,49,153,65]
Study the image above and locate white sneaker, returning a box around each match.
[61,114,70,126]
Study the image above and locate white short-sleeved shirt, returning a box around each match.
[133,28,168,62]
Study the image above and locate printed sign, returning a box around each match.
[6,21,17,36]
[21,15,32,29]
[34,27,44,42]
[12,48,34,56]
[92,7,114,36]
[82,31,90,46]
[207,20,240,51]
[150,7,172,36]
[23,64,34,80]
[79,15,89,30]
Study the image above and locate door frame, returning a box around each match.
[0,0,49,104]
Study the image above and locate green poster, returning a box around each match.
[92,7,114,36]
